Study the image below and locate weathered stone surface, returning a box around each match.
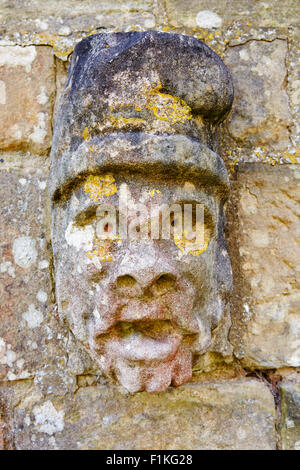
[50,32,233,393]
[52,31,233,157]
[0,416,3,449]
[287,27,300,149]
[0,1,156,38]
[280,381,300,450]
[0,46,55,155]
[54,58,69,119]
[7,379,275,450]
[165,0,300,29]
[0,165,91,394]
[228,164,300,368]
[224,39,291,152]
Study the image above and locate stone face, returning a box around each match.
[280,381,300,450]
[49,32,233,393]
[165,0,300,29]
[0,46,55,155]
[224,39,291,151]
[228,164,300,368]
[9,379,276,450]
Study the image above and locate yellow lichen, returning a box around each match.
[83,174,117,202]
[107,115,146,129]
[150,189,161,197]
[145,82,192,124]
[87,234,122,262]
[174,225,210,257]
[87,237,114,262]
[82,126,92,142]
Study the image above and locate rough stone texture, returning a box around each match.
[224,39,291,152]
[0,0,156,38]
[280,381,300,450]
[2,379,275,450]
[50,32,233,393]
[287,26,300,148]
[52,31,233,158]
[165,0,300,29]
[0,166,91,395]
[0,46,55,155]
[0,0,298,451]
[228,164,300,368]
[0,416,3,449]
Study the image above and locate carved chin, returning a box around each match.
[109,343,193,393]
[91,332,193,393]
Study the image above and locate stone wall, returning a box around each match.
[0,0,299,450]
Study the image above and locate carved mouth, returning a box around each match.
[94,319,196,362]
[116,320,176,338]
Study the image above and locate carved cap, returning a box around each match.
[50,32,233,202]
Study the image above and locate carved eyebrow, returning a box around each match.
[74,203,119,227]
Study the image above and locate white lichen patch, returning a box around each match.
[37,86,48,105]
[38,260,49,270]
[35,19,49,31]
[10,124,22,140]
[36,290,47,303]
[13,236,37,268]
[38,180,47,190]
[0,260,15,277]
[0,337,17,366]
[33,401,64,436]
[196,10,222,29]
[0,79,6,105]
[65,221,94,251]
[22,304,43,328]
[29,112,47,144]
[0,45,37,72]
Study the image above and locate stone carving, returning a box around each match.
[49,31,234,393]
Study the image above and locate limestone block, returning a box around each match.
[287,26,300,149]
[10,379,275,450]
[0,166,86,394]
[228,164,300,368]
[0,1,156,37]
[0,46,55,155]
[224,39,291,151]
[0,417,3,449]
[280,381,300,450]
[165,0,300,29]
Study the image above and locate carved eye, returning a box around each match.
[75,205,98,227]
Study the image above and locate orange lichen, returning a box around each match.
[145,81,192,124]
[87,234,122,262]
[87,237,114,262]
[174,225,210,257]
[83,175,117,202]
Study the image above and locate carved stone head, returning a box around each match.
[49,32,234,393]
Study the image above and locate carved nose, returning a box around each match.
[112,243,179,295]
[115,272,177,298]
